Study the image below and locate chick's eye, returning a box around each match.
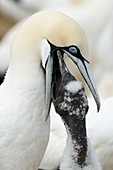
[69,46,78,54]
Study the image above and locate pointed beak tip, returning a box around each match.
[95,95,101,113]
[97,106,100,113]
[97,103,101,113]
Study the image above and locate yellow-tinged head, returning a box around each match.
[12,11,88,59]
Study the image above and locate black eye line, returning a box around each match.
[47,40,89,66]
[62,46,89,64]
[47,39,79,55]
[51,46,89,64]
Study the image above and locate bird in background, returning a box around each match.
[0,11,100,170]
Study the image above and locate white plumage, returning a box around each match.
[0,10,99,169]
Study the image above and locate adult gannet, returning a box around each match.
[52,53,102,169]
[0,11,100,170]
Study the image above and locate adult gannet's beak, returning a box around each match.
[45,42,58,119]
[45,53,53,119]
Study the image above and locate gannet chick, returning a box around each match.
[0,11,100,170]
[52,53,102,170]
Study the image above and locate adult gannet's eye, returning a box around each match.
[69,46,78,55]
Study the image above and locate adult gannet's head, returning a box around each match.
[11,11,100,113]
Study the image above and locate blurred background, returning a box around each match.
[0,0,113,99]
